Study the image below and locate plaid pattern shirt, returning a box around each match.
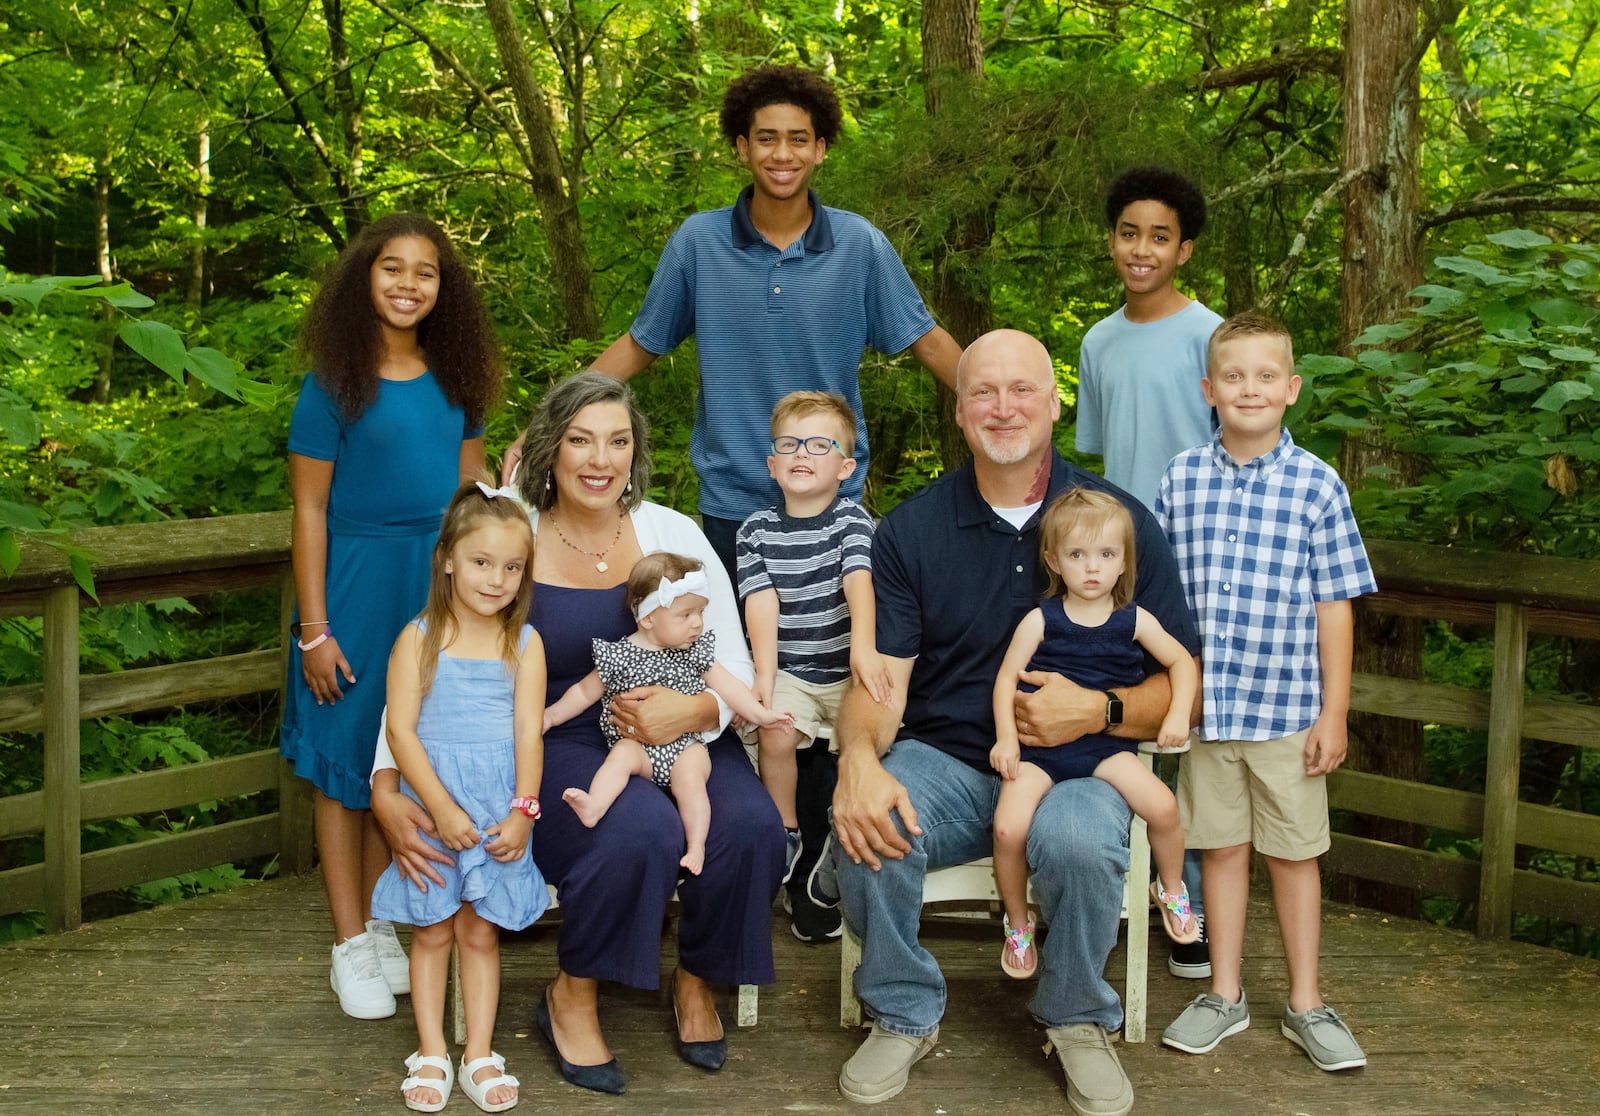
[1156,429,1376,742]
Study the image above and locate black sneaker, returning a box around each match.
[788,881,843,943]
[805,831,840,909]
[1167,912,1211,979]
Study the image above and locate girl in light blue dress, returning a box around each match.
[371,481,547,1113]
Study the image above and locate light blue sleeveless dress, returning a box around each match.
[370,623,549,930]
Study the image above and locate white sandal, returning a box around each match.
[400,1051,454,1113]
[459,1052,520,1113]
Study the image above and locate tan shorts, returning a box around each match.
[738,671,850,753]
[1177,728,1329,861]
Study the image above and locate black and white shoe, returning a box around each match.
[1167,912,1211,979]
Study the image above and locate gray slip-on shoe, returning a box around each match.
[1281,1004,1367,1071]
[838,1022,938,1104]
[1043,1023,1133,1116]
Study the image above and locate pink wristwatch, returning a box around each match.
[510,795,541,820]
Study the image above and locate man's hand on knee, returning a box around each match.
[832,756,921,871]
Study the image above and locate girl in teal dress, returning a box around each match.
[281,213,502,1023]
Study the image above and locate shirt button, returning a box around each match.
[1223,583,1231,591]
[773,286,781,294]
[774,262,782,268]
[1015,565,1024,573]
[1228,534,1236,542]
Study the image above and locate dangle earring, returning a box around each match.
[544,470,554,494]
[623,479,633,499]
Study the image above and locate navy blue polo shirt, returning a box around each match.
[874,452,1202,771]
[629,186,937,522]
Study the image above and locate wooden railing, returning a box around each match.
[0,512,310,931]
[1333,540,1600,938]
[2,517,1597,942]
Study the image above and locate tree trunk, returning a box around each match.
[189,119,209,309]
[921,0,988,471]
[322,0,368,236]
[1335,0,1427,918]
[482,0,600,341]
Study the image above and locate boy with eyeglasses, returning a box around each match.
[736,391,891,909]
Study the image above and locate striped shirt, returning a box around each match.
[629,186,937,521]
[735,498,876,684]
[1156,430,1376,742]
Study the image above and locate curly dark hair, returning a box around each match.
[719,65,843,146]
[297,213,502,427]
[1104,167,1208,243]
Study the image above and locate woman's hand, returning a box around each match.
[301,636,356,704]
[485,812,532,862]
[609,685,715,746]
[370,773,451,892]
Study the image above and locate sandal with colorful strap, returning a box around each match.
[1001,914,1038,979]
[400,1052,454,1113]
[1151,879,1202,944]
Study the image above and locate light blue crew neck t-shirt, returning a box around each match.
[1075,299,1222,510]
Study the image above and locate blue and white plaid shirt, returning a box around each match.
[1156,429,1376,742]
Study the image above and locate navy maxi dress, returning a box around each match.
[528,581,782,989]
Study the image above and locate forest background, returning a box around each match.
[1,1,1597,949]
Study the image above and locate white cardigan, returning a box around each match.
[372,500,753,776]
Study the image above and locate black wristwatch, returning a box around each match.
[1103,690,1124,732]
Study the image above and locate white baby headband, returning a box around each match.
[636,568,709,619]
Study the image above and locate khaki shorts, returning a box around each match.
[738,671,851,753]
[1177,728,1329,861]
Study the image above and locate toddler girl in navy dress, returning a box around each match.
[544,552,792,875]
[989,487,1201,977]
[370,482,548,1113]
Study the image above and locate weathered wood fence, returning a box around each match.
[1,518,1597,941]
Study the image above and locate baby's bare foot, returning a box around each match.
[562,787,602,828]
[680,846,705,875]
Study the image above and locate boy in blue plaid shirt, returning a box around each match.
[1154,312,1376,1072]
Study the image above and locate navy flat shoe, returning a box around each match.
[535,987,626,1095]
[672,977,727,1072]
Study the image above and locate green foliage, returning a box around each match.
[1301,232,1600,555]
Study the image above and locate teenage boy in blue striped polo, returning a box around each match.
[588,65,963,581]
[735,392,890,906]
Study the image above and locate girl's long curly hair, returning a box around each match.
[297,213,502,426]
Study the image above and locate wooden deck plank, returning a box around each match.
[3,873,1598,1115]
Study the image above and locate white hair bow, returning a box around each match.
[636,569,710,619]
[476,480,524,503]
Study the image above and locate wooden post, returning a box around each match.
[277,573,316,875]
[1478,601,1527,939]
[42,586,82,933]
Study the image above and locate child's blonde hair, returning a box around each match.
[770,390,858,458]
[1039,488,1137,609]
[626,552,706,618]
[416,477,535,694]
[1206,309,1294,375]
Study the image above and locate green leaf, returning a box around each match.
[1296,354,1355,377]
[0,527,19,576]
[1351,322,1417,346]
[1548,346,1597,362]
[118,320,187,381]
[183,347,242,400]
[1479,301,1531,334]
[69,551,98,602]
[1529,298,1593,327]
[82,282,155,309]
[1437,255,1506,284]
[1501,372,1544,394]
[1532,380,1594,411]
[0,499,46,530]
[1561,259,1593,279]
[1485,229,1552,250]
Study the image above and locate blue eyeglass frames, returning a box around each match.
[771,435,843,456]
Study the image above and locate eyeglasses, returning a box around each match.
[771,435,843,456]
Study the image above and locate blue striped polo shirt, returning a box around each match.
[629,186,937,521]
[734,498,876,684]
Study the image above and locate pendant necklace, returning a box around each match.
[547,510,624,572]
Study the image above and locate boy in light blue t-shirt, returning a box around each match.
[1076,165,1218,981]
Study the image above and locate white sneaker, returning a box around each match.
[366,918,411,995]
[330,931,396,1019]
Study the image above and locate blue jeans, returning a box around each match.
[835,739,1131,1036]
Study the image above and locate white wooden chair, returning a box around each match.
[839,746,1155,1042]
[448,885,760,1043]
